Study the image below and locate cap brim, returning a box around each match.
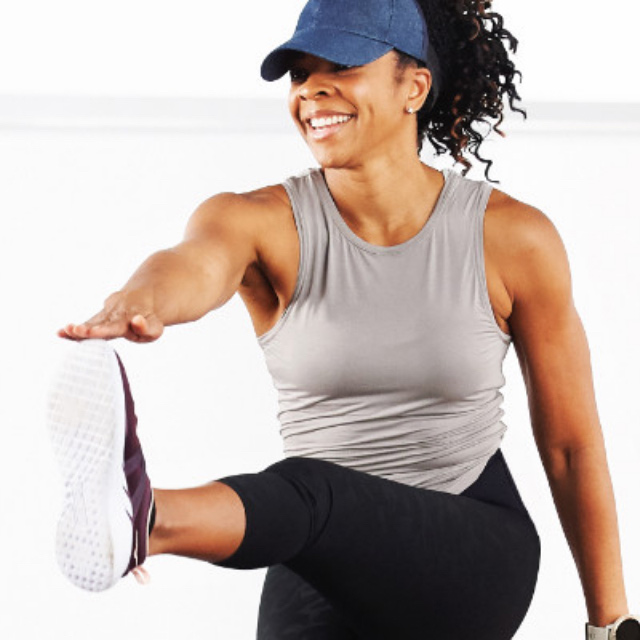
[261,29,393,81]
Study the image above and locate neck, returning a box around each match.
[322,152,444,245]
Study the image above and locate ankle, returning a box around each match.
[148,489,168,556]
[148,498,156,537]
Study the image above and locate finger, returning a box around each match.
[58,324,88,340]
[58,325,95,341]
[130,314,164,342]
[122,326,154,343]
[57,326,81,340]
[57,308,111,339]
[59,320,129,341]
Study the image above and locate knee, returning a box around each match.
[263,457,336,540]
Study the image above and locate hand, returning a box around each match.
[58,291,165,343]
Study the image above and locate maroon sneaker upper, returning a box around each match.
[116,354,153,575]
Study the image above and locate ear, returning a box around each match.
[406,67,432,112]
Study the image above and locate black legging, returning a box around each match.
[215,449,541,639]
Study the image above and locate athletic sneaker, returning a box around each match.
[47,339,154,591]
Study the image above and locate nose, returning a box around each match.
[297,72,334,101]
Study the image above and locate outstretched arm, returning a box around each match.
[495,198,629,627]
[59,190,274,342]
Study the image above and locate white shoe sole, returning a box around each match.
[48,339,133,592]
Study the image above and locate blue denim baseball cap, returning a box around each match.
[260,0,430,82]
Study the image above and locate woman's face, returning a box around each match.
[287,51,424,170]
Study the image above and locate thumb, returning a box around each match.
[130,314,164,342]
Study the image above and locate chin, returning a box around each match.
[298,132,352,169]
[310,149,355,171]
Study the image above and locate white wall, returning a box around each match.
[1,1,639,638]
[2,0,639,103]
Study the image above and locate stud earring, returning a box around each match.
[405,107,416,114]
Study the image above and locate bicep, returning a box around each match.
[176,192,261,310]
[507,207,604,471]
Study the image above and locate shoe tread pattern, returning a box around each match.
[48,339,132,592]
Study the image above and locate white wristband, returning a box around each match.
[586,624,609,640]
[586,614,640,640]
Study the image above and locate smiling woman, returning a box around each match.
[286,52,430,169]
[269,0,526,181]
[48,0,636,639]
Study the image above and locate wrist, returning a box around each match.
[586,613,640,640]
[588,602,630,628]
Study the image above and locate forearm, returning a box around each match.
[60,193,257,342]
[545,444,629,626]
[119,244,233,327]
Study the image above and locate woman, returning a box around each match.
[49,0,637,638]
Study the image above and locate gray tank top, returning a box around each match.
[257,167,512,494]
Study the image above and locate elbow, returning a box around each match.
[541,440,607,481]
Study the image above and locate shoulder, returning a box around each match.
[185,183,292,246]
[484,187,572,307]
[485,188,561,254]
[184,183,297,298]
[191,183,290,224]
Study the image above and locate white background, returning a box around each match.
[0,1,638,639]
[2,0,640,103]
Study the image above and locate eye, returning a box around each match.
[289,67,308,83]
[332,63,355,72]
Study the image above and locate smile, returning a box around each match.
[305,114,355,140]
[309,114,354,129]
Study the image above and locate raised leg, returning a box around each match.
[48,339,540,639]
[147,479,359,638]
[163,455,541,640]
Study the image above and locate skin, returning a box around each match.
[59,51,629,627]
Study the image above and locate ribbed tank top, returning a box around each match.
[256,167,512,494]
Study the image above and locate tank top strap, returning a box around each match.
[279,169,329,310]
[439,168,493,228]
[436,170,506,339]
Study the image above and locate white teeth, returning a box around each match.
[310,115,352,129]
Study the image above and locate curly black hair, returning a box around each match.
[396,0,525,182]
